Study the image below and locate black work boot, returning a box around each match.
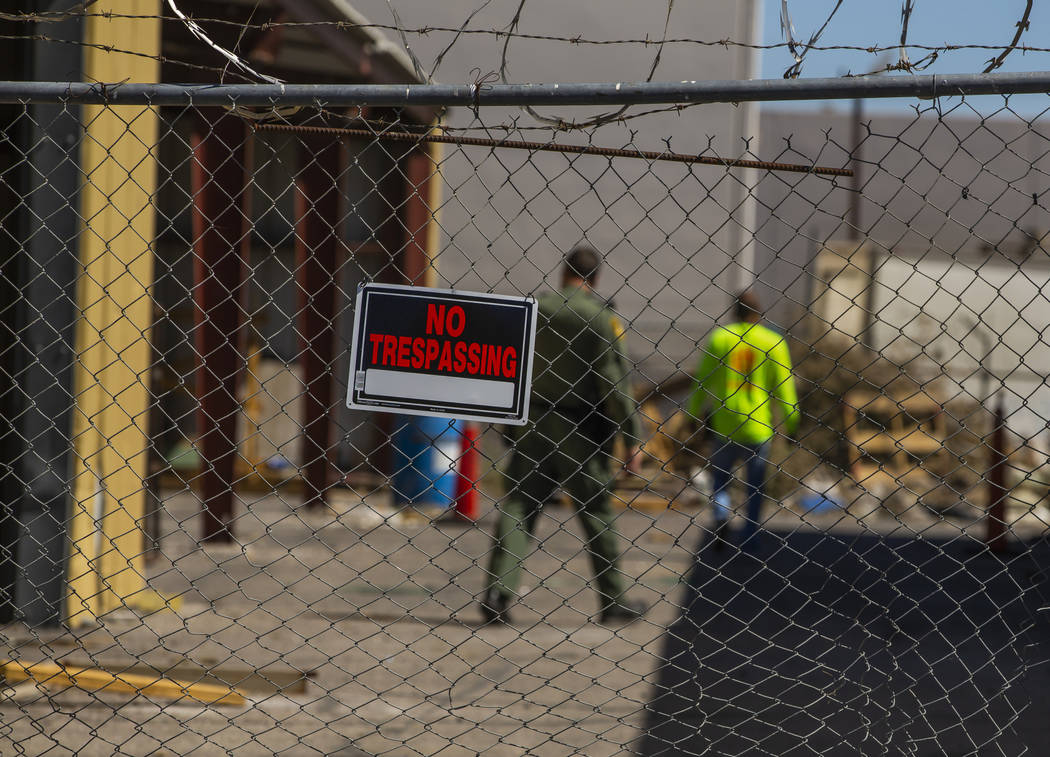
[480,589,513,625]
[599,597,647,624]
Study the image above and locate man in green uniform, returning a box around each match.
[688,292,799,552]
[481,244,647,624]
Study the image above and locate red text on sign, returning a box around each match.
[425,304,466,337]
[367,333,517,379]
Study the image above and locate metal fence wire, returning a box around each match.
[2,85,1050,757]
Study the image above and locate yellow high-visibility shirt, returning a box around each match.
[688,322,800,444]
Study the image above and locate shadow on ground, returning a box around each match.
[639,529,1050,756]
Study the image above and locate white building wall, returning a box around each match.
[869,254,1050,439]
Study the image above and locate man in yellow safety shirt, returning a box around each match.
[688,291,799,551]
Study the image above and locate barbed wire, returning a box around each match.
[0,32,260,82]
[381,0,429,84]
[3,10,1050,62]
[897,0,915,71]
[780,0,846,79]
[983,0,1034,73]
[166,0,281,85]
[497,0,677,129]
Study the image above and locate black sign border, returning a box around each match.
[346,283,537,425]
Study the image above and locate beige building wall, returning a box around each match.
[809,242,877,344]
[346,0,764,382]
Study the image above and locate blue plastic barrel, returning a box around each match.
[391,416,463,508]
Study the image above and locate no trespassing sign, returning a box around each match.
[346,283,538,424]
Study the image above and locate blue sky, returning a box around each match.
[759,0,1050,110]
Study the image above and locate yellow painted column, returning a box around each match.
[66,1,161,626]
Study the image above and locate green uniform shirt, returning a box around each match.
[688,322,800,445]
[530,285,640,443]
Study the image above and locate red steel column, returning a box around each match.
[401,147,434,285]
[295,136,342,508]
[192,114,250,542]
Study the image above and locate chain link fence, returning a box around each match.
[2,81,1050,756]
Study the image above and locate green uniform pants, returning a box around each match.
[486,411,628,606]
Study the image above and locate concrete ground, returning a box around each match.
[1,486,1047,756]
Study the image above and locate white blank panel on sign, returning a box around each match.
[363,369,515,408]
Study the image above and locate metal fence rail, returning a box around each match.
[4,69,1050,105]
[1,80,1049,756]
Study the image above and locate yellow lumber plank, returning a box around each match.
[1,661,245,707]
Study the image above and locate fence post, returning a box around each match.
[985,399,1008,553]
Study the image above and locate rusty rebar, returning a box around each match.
[253,122,853,177]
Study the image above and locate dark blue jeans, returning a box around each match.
[709,435,770,546]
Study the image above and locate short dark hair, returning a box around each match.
[564,243,601,283]
[734,290,762,321]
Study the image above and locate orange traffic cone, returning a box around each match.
[454,423,481,520]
